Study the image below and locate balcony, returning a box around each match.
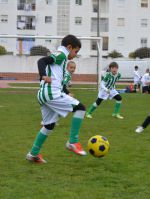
[17,16,36,30]
[17,1,36,11]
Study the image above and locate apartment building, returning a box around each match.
[0,0,150,57]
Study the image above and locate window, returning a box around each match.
[117,0,125,7]
[45,16,52,23]
[100,18,109,32]
[93,0,98,12]
[103,37,108,50]
[75,0,82,5]
[141,19,148,27]
[17,38,35,55]
[17,15,36,30]
[117,18,125,26]
[0,15,8,23]
[141,38,147,47]
[91,40,97,50]
[75,17,82,25]
[17,0,36,11]
[141,0,148,7]
[117,37,125,45]
[91,18,108,32]
[46,0,52,5]
[0,0,8,3]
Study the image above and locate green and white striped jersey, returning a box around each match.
[63,70,71,86]
[37,46,69,105]
[101,72,121,90]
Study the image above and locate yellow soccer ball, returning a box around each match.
[87,135,110,157]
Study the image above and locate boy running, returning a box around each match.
[26,35,86,164]
[86,62,124,119]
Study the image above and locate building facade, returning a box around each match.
[0,0,150,57]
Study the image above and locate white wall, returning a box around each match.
[0,55,150,79]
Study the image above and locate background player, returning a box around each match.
[86,62,124,119]
[133,65,141,92]
[135,115,150,133]
[62,61,76,96]
[141,68,150,94]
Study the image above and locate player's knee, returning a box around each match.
[114,94,122,101]
[73,103,86,112]
[44,123,55,130]
[96,98,103,106]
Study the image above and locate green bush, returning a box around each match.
[128,51,136,58]
[134,47,150,59]
[129,47,150,59]
[108,50,123,58]
[0,45,7,55]
[30,45,50,56]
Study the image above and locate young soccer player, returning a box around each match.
[135,115,150,133]
[141,68,150,94]
[62,61,76,96]
[133,65,141,92]
[26,35,86,164]
[86,62,124,119]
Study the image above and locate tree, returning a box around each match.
[128,51,136,59]
[30,45,51,56]
[0,45,7,55]
[129,47,150,59]
[134,47,150,59]
[108,50,123,58]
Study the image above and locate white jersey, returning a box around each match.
[38,46,69,105]
[133,70,141,84]
[141,73,150,87]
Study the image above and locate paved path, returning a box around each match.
[0,80,38,88]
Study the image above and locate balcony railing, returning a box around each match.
[17,3,36,11]
[17,21,35,30]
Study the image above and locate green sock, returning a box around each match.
[69,116,83,144]
[31,131,48,156]
[87,102,97,115]
[114,101,121,114]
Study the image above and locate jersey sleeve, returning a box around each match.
[118,73,121,79]
[37,56,55,80]
[63,73,71,85]
[102,72,110,82]
[50,52,66,65]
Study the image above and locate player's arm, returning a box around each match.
[62,84,70,94]
[38,56,55,81]
[101,73,110,92]
[101,81,109,93]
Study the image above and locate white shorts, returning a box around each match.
[98,88,119,100]
[134,80,140,85]
[40,93,79,125]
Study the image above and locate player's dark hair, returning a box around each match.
[135,65,138,69]
[109,62,118,69]
[61,34,81,48]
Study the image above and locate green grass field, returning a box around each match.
[0,87,150,199]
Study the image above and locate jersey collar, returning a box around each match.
[57,46,70,58]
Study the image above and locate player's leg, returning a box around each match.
[26,105,58,163]
[66,102,87,155]
[86,98,103,118]
[112,94,124,119]
[134,82,137,92]
[44,94,86,156]
[135,115,150,133]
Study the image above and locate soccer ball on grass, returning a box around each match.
[87,135,110,157]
